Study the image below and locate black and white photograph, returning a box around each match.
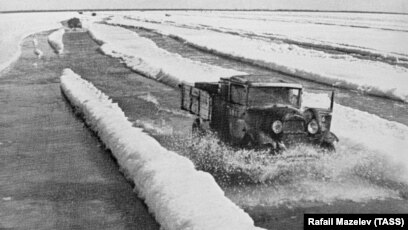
[0,0,407,229]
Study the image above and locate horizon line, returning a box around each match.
[1,8,408,15]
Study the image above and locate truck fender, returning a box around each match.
[322,131,339,143]
[256,132,286,152]
[257,131,274,146]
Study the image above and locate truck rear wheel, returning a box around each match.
[192,118,202,134]
[192,118,209,135]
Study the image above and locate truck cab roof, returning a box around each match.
[221,75,303,89]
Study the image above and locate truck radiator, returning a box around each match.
[283,119,305,134]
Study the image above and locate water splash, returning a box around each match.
[150,126,407,207]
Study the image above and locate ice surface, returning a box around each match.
[48,28,65,54]
[60,69,263,230]
[105,15,408,102]
[88,23,244,87]
[0,12,75,73]
[116,11,408,60]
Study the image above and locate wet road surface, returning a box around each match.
[0,31,159,230]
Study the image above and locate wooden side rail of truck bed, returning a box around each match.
[180,83,212,121]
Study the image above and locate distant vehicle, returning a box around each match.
[67,17,82,29]
[180,75,338,152]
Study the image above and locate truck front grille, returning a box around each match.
[283,120,305,133]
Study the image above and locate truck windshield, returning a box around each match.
[302,89,333,110]
[248,87,300,107]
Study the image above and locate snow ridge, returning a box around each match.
[48,28,65,54]
[87,23,244,87]
[60,68,263,230]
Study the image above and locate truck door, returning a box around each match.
[211,82,229,140]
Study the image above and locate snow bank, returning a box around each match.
[88,23,244,87]
[48,28,65,54]
[60,69,263,230]
[106,16,408,102]
[0,12,74,74]
[118,11,408,62]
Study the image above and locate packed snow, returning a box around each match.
[113,11,408,61]
[60,69,263,230]
[48,28,65,54]
[104,15,408,102]
[88,23,244,87]
[0,12,74,73]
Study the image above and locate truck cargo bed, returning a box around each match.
[180,83,212,120]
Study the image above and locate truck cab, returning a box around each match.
[180,75,338,152]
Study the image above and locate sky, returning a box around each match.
[1,0,407,13]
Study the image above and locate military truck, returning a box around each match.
[180,75,338,152]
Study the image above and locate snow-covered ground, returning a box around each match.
[88,23,244,87]
[113,11,408,60]
[103,14,408,102]
[48,28,65,54]
[0,12,74,73]
[60,69,263,230]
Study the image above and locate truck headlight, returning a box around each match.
[272,120,283,134]
[307,119,319,134]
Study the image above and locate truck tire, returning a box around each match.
[239,133,253,147]
[321,141,336,152]
[192,118,202,134]
[192,118,210,135]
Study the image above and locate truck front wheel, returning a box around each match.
[320,141,336,152]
